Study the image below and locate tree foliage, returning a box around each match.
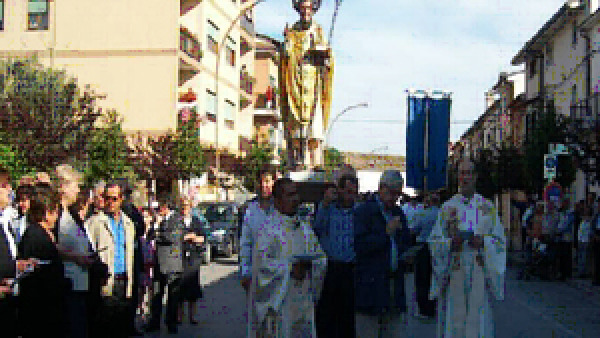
[0,58,103,171]
[242,141,274,193]
[83,110,137,185]
[0,141,36,183]
[523,103,576,193]
[324,147,345,169]
[474,144,526,199]
[131,112,206,194]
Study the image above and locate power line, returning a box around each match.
[335,119,476,124]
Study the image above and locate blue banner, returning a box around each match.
[427,98,451,190]
[406,95,451,191]
[406,96,426,189]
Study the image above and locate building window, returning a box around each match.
[224,99,236,122]
[28,0,49,31]
[545,44,553,67]
[206,90,217,118]
[528,58,537,78]
[572,84,578,106]
[572,22,578,47]
[226,37,236,67]
[207,20,219,55]
[0,1,4,31]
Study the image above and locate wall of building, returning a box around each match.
[0,0,180,132]
[544,14,587,115]
[591,21,600,94]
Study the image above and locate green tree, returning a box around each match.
[242,141,274,193]
[83,110,137,185]
[131,111,206,195]
[523,103,576,193]
[495,143,526,192]
[475,148,497,199]
[0,58,103,171]
[0,141,36,183]
[174,110,206,180]
[324,147,345,169]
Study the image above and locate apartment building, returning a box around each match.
[253,33,285,165]
[511,1,588,137]
[0,0,258,174]
[0,0,180,136]
[510,0,600,197]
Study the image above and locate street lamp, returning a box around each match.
[324,102,369,150]
[214,0,266,201]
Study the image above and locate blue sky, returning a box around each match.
[254,0,566,156]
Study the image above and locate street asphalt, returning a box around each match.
[143,254,600,337]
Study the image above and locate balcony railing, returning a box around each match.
[240,14,254,35]
[180,29,202,63]
[570,94,600,131]
[255,92,277,110]
[240,69,255,96]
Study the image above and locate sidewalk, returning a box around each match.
[507,250,600,303]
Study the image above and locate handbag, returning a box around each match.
[88,251,110,292]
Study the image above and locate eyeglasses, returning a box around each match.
[104,195,120,202]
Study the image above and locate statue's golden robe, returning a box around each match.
[281,21,334,137]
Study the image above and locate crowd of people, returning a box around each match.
[0,164,208,337]
[519,189,600,282]
[241,158,507,338]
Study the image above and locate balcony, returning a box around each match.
[255,92,277,110]
[240,69,255,96]
[180,28,202,63]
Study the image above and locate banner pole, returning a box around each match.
[424,96,430,193]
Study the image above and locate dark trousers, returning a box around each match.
[94,278,131,338]
[316,261,356,338]
[66,290,88,338]
[128,240,142,333]
[415,245,436,317]
[521,227,528,251]
[87,290,102,338]
[593,237,600,285]
[556,241,572,279]
[150,272,183,328]
[0,298,17,338]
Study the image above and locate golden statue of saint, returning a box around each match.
[281,0,334,165]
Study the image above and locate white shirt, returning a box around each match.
[240,200,273,277]
[59,210,93,291]
[0,206,18,259]
[183,216,192,228]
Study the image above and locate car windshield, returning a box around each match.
[196,204,233,223]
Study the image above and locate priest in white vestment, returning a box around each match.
[428,158,506,338]
[248,178,327,338]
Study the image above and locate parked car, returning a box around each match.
[194,202,240,260]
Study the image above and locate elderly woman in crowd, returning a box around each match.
[178,196,206,325]
[18,186,67,337]
[55,164,95,338]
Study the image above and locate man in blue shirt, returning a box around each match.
[413,191,440,319]
[314,173,359,338]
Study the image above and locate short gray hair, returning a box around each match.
[379,170,404,191]
[93,181,106,196]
